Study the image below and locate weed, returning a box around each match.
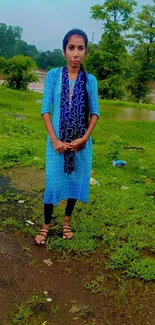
[19,243,31,252]
[83,276,104,294]
[29,259,39,268]
[8,294,48,325]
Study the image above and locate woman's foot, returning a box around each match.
[35,224,50,245]
[62,216,74,239]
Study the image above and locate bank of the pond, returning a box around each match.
[100,99,155,111]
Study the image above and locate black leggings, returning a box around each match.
[44,199,77,224]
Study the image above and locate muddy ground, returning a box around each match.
[0,167,155,325]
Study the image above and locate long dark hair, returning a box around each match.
[80,64,89,127]
[63,29,89,127]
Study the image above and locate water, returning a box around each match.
[103,106,155,121]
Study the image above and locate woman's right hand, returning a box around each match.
[51,139,68,153]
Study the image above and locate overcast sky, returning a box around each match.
[0,0,154,51]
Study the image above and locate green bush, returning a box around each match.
[1,55,39,90]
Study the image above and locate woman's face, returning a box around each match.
[64,35,86,69]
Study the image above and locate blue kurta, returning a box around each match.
[41,68,99,206]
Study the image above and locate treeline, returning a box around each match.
[0,23,66,70]
[0,0,155,102]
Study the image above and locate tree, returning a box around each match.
[128,2,155,101]
[26,44,39,61]
[133,2,155,69]
[0,57,6,71]
[15,40,39,61]
[36,51,49,69]
[90,0,137,99]
[0,23,22,58]
[1,55,39,90]
[134,2,155,44]
[91,0,137,32]
[49,49,66,67]
[36,49,65,69]
[84,43,106,79]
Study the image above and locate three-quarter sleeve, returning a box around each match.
[88,75,100,118]
[41,70,53,115]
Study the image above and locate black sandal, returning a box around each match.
[35,228,49,245]
[62,225,74,240]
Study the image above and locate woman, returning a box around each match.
[35,29,99,245]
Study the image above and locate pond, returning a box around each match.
[102,106,155,121]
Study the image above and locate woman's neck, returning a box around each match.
[67,64,80,80]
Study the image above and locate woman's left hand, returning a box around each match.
[65,137,87,151]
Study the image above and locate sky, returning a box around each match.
[0,0,154,51]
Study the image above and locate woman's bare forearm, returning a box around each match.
[83,114,98,141]
[42,113,98,147]
[42,113,57,142]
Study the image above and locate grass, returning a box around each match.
[0,86,44,168]
[83,276,104,294]
[0,85,155,280]
[7,294,57,325]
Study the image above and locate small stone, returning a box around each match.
[121,186,129,190]
[43,259,53,267]
[33,156,41,161]
[43,291,49,295]
[36,99,42,103]
[26,220,34,225]
[90,177,100,186]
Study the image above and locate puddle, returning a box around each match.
[3,112,26,119]
[103,106,155,121]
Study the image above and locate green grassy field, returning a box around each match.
[1,86,155,280]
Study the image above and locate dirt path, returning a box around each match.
[1,167,155,325]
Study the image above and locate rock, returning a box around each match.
[43,259,53,267]
[33,156,41,161]
[69,304,94,320]
[70,305,82,313]
[121,186,129,190]
[90,177,100,186]
[26,220,34,225]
